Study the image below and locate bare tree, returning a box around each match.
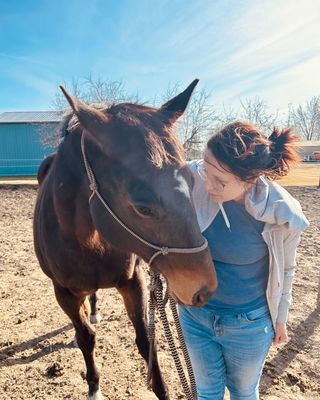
[181,89,220,159]
[162,83,219,159]
[52,77,86,111]
[288,96,320,141]
[215,104,238,128]
[44,76,140,149]
[52,75,139,111]
[52,77,220,158]
[51,77,293,160]
[239,97,279,133]
[37,123,60,148]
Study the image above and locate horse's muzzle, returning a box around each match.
[192,285,213,307]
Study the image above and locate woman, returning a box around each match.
[179,121,309,400]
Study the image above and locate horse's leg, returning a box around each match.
[116,262,170,400]
[53,283,103,400]
[89,292,102,324]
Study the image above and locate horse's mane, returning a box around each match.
[58,102,185,167]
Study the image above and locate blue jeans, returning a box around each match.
[178,305,274,400]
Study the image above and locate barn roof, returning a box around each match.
[0,111,64,123]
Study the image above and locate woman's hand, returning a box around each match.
[273,322,288,346]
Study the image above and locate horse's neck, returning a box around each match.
[51,135,93,235]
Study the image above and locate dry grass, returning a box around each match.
[0,163,319,187]
[279,163,320,187]
[0,176,37,185]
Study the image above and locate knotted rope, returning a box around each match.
[148,271,198,400]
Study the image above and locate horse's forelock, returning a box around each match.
[145,129,185,168]
[109,104,186,168]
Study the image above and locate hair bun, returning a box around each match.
[268,127,300,177]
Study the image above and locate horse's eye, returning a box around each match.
[134,204,156,217]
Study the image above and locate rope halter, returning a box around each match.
[80,132,208,266]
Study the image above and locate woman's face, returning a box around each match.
[201,149,252,203]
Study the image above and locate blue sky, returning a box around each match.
[1,0,320,114]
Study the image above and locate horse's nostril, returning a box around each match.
[192,286,212,307]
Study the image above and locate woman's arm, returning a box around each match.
[277,230,302,323]
[274,230,302,345]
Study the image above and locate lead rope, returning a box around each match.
[148,271,198,400]
[169,296,198,400]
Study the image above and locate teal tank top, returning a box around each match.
[202,200,269,314]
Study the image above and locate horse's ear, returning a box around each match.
[59,85,108,134]
[159,79,199,124]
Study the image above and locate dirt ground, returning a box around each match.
[0,185,319,400]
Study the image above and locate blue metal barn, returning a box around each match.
[0,111,63,176]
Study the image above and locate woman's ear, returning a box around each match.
[244,180,256,191]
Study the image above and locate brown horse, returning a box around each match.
[33,80,217,399]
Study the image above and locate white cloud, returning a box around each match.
[199,0,320,112]
[256,54,320,110]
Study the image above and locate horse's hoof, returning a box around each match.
[87,388,104,399]
[90,313,102,324]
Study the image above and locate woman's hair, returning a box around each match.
[206,121,301,181]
